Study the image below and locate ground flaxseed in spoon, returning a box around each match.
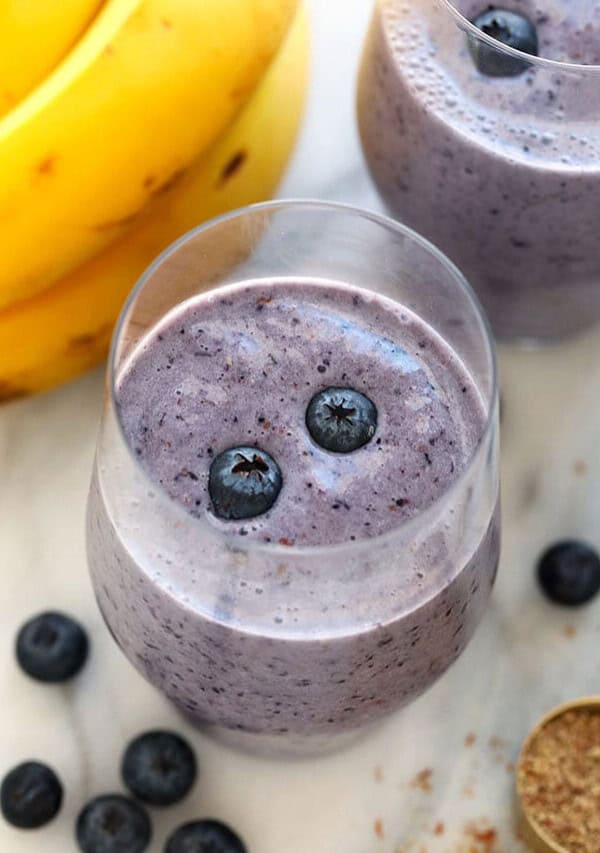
[518,708,600,853]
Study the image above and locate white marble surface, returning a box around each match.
[2,1,600,851]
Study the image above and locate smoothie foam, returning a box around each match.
[116,278,484,545]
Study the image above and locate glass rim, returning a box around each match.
[437,0,600,74]
[108,198,498,558]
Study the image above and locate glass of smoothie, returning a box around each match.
[358,0,600,342]
[87,200,500,757]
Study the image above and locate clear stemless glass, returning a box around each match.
[358,0,600,342]
[86,200,499,758]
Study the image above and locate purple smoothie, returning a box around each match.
[87,277,499,753]
[117,279,483,544]
[358,0,600,341]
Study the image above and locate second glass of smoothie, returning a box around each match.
[358,0,600,342]
[87,201,499,757]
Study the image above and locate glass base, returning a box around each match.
[176,705,380,759]
[204,724,378,760]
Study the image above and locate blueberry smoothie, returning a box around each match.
[358,0,600,340]
[88,277,499,753]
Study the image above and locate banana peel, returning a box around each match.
[0,5,309,401]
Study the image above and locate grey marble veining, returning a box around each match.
[2,1,600,851]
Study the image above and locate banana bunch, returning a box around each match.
[0,0,309,400]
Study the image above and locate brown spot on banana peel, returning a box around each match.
[0,382,28,403]
[149,167,187,196]
[36,156,56,176]
[67,324,112,354]
[94,168,186,231]
[217,150,248,187]
[93,211,141,232]
[230,79,261,101]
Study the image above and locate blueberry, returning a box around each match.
[121,730,196,806]
[1,761,63,829]
[537,540,600,606]
[469,9,538,77]
[76,795,151,853]
[16,611,89,682]
[306,387,377,453]
[209,446,282,520]
[165,819,247,853]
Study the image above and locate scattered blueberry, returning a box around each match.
[16,611,89,683]
[306,387,377,453]
[121,730,196,806]
[537,540,600,606]
[1,761,63,829]
[469,8,538,77]
[76,795,151,853]
[165,819,247,853]
[209,446,282,520]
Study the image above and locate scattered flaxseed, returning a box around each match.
[464,733,476,747]
[574,459,587,477]
[411,768,433,792]
[518,708,600,853]
[564,624,577,638]
[374,818,384,839]
[464,821,498,851]
[472,828,497,845]
[433,821,444,835]
[373,765,383,782]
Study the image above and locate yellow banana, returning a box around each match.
[0,0,300,311]
[0,4,309,401]
[0,0,104,117]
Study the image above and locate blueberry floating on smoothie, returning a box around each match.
[468,9,538,77]
[1,761,63,829]
[209,446,282,520]
[537,540,600,606]
[306,386,377,453]
[76,794,151,853]
[16,611,89,682]
[165,819,247,853]
[121,730,196,806]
